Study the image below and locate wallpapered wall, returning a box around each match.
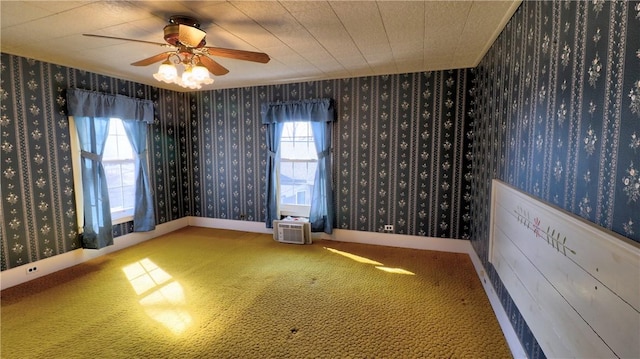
[0,54,191,270]
[470,1,639,357]
[189,71,473,238]
[0,52,472,270]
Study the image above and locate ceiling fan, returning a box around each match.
[84,15,270,88]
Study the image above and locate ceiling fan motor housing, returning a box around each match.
[168,15,200,27]
[164,15,206,48]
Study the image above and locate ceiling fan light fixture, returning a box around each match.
[192,62,211,81]
[151,56,214,89]
[181,66,196,87]
[174,64,212,90]
[153,60,178,83]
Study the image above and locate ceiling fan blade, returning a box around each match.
[131,52,173,66]
[178,24,206,48]
[198,56,229,76]
[205,47,270,63]
[83,34,168,47]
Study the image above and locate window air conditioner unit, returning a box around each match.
[273,221,311,245]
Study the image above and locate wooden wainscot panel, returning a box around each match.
[489,180,640,358]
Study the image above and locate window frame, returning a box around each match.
[277,121,317,218]
[102,118,136,223]
[69,117,138,228]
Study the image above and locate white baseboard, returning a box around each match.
[0,217,189,290]
[323,229,472,253]
[186,219,471,254]
[187,217,273,234]
[468,248,527,358]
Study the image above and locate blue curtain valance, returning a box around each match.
[261,98,334,124]
[67,88,154,124]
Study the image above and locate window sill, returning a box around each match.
[112,214,133,225]
[280,204,310,218]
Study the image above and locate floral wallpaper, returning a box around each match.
[470,1,639,358]
[0,54,190,270]
[189,88,266,222]
[190,71,473,239]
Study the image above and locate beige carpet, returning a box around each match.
[1,227,511,358]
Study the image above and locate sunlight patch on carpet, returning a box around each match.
[122,258,192,335]
[375,266,415,275]
[325,247,414,275]
[324,247,383,265]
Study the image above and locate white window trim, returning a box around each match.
[69,116,84,234]
[277,121,317,219]
[112,213,134,225]
[280,204,311,218]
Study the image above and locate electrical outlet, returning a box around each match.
[26,266,38,275]
[384,224,394,232]
[239,214,246,220]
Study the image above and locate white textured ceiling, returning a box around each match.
[1,1,521,91]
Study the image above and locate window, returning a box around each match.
[67,88,155,248]
[278,121,317,217]
[102,118,136,222]
[70,117,137,225]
